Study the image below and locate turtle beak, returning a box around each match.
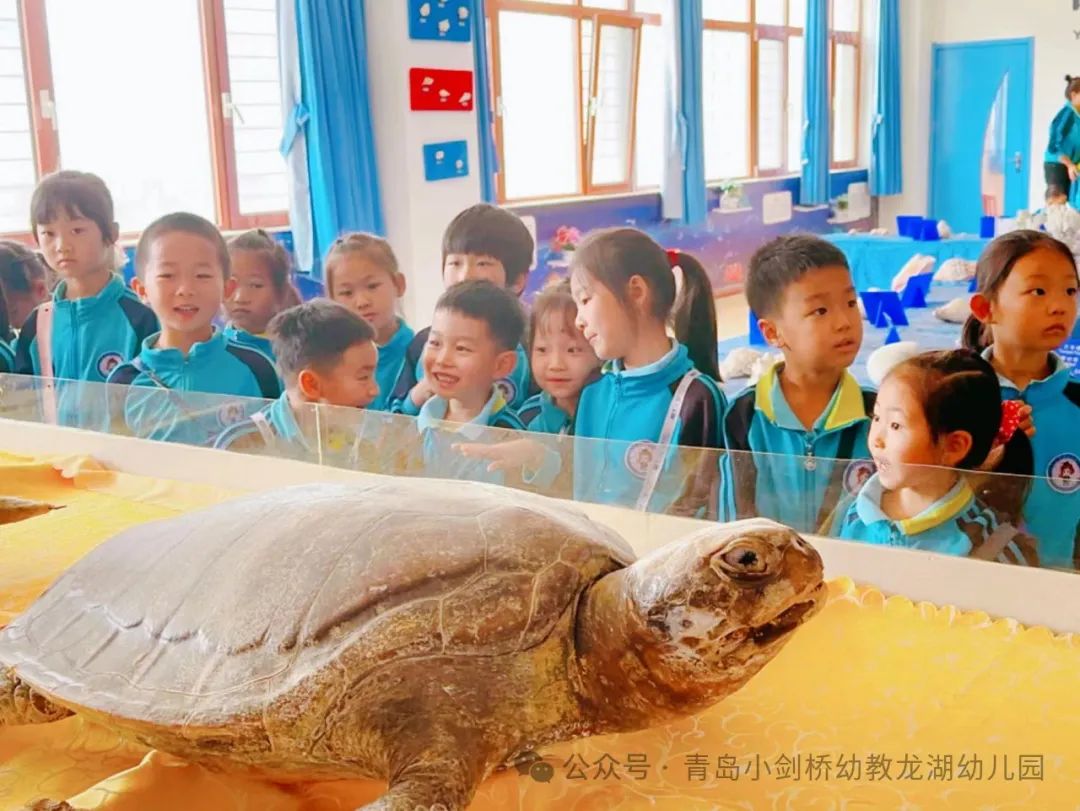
[749,582,827,647]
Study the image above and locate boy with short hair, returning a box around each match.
[723,234,875,532]
[389,203,535,414]
[107,212,282,444]
[416,280,527,483]
[214,299,380,456]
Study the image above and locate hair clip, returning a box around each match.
[994,399,1024,447]
[665,248,680,266]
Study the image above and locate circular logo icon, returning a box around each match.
[96,352,123,378]
[1048,453,1080,494]
[494,377,517,405]
[624,440,658,480]
[844,460,877,495]
[216,400,247,428]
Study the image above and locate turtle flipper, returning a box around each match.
[23,801,87,811]
[0,496,62,526]
[0,669,73,726]
[356,755,478,811]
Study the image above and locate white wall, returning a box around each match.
[880,0,1080,226]
[365,2,483,326]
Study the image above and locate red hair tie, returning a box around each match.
[665,248,680,267]
[995,400,1024,447]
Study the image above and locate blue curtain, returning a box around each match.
[801,0,830,205]
[673,0,706,225]
[294,0,384,278]
[870,0,902,196]
[471,0,498,203]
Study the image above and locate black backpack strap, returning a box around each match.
[1064,381,1080,410]
[724,392,759,520]
[814,425,861,532]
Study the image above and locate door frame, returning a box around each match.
[928,37,1034,220]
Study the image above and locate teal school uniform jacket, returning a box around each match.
[372,319,415,412]
[223,324,276,362]
[722,364,875,533]
[388,326,535,415]
[107,330,282,445]
[416,388,524,485]
[568,342,726,516]
[832,474,1039,565]
[518,391,572,435]
[986,349,1080,569]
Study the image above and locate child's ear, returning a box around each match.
[942,429,975,467]
[296,368,322,401]
[223,278,237,300]
[130,277,146,300]
[508,274,526,297]
[108,222,119,244]
[493,349,517,380]
[970,293,992,323]
[759,317,785,349]
[394,272,407,299]
[627,274,649,311]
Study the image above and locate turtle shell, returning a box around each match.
[0,480,635,728]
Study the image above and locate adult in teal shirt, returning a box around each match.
[1044,76,1080,207]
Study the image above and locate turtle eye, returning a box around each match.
[710,539,777,581]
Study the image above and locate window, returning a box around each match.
[702,0,862,183]
[488,1,659,203]
[0,0,38,232]
[0,0,287,236]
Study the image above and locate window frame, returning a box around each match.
[487,0,659,205]
[486,0,864,202]
[1,0,286,240]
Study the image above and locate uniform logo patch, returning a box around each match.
[1048,453,1080,494]
[96,352,123,378]
[843,460,876,495]
[217,400,247,429]
[624,440,658,480]
[494,377,517,405]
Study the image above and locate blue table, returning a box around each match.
[825,234,990,291]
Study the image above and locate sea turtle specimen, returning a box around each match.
[0,481,825,811]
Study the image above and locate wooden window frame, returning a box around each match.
[487,0,658,205]
[1,0,286,240]
[200,0,288,231]
[828,0,861,170]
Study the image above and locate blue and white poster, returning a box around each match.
[423,140,469,182]
[408,0,472,43]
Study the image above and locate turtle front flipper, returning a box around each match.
[0,496,62,525]
[0,669,73,726]
[356,762,476,811]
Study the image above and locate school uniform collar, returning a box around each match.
[139,329,228,372]
[854,473,974,537]
[265,391,308,449]
[223,323,267,342]
[417,387,509,439]
[379,319,414,351]
[52,273,125,311]
[601,341,691,392]
[756,363,868,432]
[981,347,1070,404]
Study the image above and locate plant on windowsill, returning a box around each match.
[719,181,745,211]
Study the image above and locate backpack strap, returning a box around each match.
[636,370,701,512]
[35,302,56,424]
[814,426,861,532]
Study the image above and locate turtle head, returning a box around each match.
[634,519,825,676]
[576,519,825,728]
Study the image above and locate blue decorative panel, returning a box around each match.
[408,0,472,43]
[423,140,469,182]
